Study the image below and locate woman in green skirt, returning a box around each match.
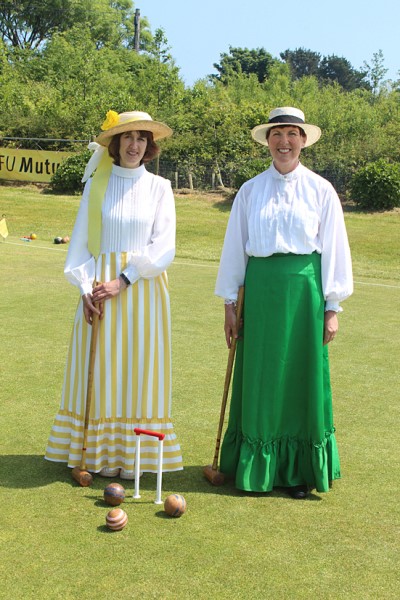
[215,107,353,499]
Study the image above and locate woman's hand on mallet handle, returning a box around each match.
[224,303,239,349]
[323,310,339,345]
[92,277,127,304]
[82,293,102,325]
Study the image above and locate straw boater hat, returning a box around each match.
[84,110,172,258]
[95,110,173,146]
[251,107,321,148]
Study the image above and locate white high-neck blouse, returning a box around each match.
[215,162,353,311]
[64,164,176,296]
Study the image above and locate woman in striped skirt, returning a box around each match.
[45,110,183,479]
[215,107,353,499]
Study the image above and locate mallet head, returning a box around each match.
[71,466,93,487]
[203,465,225,486]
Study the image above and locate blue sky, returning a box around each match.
[141,0,399,86]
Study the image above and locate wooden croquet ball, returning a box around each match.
[104,482,125,506]
[62,235,70,243]
[164,494,187,518]
[30,233,37,239]
[105,508,128,531]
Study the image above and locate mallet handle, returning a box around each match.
[212,285,244,471]
[80,304,100,471]
[134,428,165,441]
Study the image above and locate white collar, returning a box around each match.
[271,161,302,182]
[112,164,146,179]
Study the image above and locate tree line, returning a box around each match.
[1,0,399,194]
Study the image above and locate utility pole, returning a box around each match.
[134,8,140,52]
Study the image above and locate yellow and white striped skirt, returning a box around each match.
[45,252,183,473]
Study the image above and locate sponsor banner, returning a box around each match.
[0,148,73,183]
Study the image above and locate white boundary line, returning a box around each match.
[172,262,400,290]
[1,240,68,252]
[2,241,399,290]
[174,260,216,269]
[353,281,400,289]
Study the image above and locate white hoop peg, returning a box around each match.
[133,428,166,504]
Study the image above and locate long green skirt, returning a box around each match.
[220,253,341,493]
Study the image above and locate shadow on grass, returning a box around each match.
[0,454,71,488]
[212,196,235,212]
[0,456,322,501]
[96,524,126,534]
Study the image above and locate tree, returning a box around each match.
[2,23,400,194]
[0,0,73,50]
[280,48,321,79]
[0,0,152,51]
[363,50,388,94]
[144,28,182,109]
[318,55,370,91]
[212,46,276,83]
[281,48,372,92]
[31,23,184,138]
[69,0,152,51]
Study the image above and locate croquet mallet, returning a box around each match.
[204,285,244,486]
[71,307,100,487]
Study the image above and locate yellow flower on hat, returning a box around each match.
[101,110,120,131]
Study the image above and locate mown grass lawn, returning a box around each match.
[0,185,399,599]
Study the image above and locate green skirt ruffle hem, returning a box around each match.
[220,253,341,493]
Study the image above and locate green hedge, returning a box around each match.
[49,150,91,194]
[350,159,400,211]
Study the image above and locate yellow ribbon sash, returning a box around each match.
[87,152,113,258]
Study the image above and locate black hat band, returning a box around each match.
[268,115,305,124]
